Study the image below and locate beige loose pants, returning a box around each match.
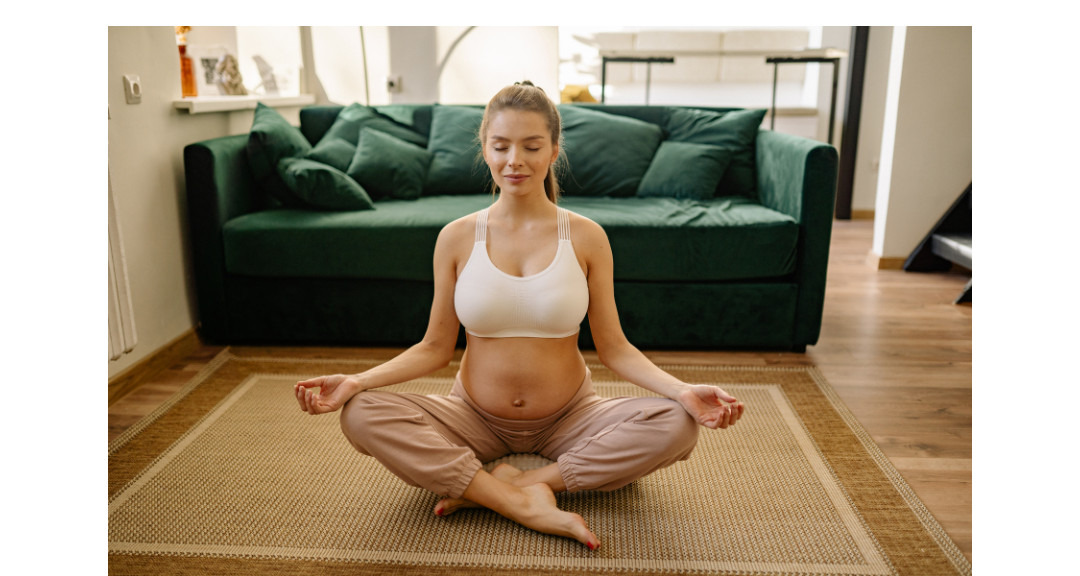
[339,367,700,499]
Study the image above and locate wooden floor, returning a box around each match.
[108,219,972,563]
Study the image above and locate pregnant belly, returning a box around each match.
[460,333,587,420]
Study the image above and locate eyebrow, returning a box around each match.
[490,135,546,141]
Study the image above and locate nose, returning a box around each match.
[506,146,523,168]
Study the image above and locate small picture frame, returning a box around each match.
[186,44,232,97]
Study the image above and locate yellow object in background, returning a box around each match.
[561,85,597,103]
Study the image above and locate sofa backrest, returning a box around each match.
[299,103,745,147]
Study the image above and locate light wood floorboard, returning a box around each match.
[108,219,972,563]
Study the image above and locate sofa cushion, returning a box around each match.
[423,105,490,196]
[663,108,767,199]
[637,141,731,201]
[303,138,356,173]
[247,103,313,208]
[277,158,375,211]
[347,127,433,201]
[374,105,433,140]
[557,105,663,197]
[223,196,797,282]
[322,103,428,148]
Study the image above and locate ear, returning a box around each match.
[550,141,559,164]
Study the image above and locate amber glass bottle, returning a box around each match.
[179,44,197,98]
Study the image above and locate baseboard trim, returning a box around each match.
[108,328,202,406]
[850,209,875,220]
[866,251,906,270]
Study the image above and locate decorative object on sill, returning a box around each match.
[187,44,230,96]
[215,53,247,96]
[560,84,597,103]
[252,55,280,95]
[175,26,197,98]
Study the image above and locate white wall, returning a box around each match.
[851,26,893,212]
[437,27,559,104]
[310,26,368,105]
[363,26,393,106]
[388,27,439,103]
[872,26,972,259]
[108,26,230,379]
[108,26,306,380]
[815,26,851,146]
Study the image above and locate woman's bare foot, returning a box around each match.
[436,467,600,550]
[512,483,598,550]
[435,463,524,516]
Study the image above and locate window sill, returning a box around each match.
[173,94,316,114]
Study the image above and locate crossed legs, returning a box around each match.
[340,389,699,549]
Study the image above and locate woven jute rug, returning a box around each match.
[108,349,970,576]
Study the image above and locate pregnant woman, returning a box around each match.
[294,81,745,550]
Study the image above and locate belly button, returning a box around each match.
[513,399,525,407]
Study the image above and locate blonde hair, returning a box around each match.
[477,80,565,205]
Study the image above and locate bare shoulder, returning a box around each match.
[435,212,480,272]
[438,212,479,245]
[565,210,611,275]
[565,210,609,250]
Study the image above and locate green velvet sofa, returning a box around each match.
[184,103,837,351]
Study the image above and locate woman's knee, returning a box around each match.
[339,391,391,448]
[656,402,700,458]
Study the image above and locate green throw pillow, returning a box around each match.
[662,108,767,199]
[303,138,357,173]
[247,102,313,208]
[277,157,375,211]
[557,105,663,197]
[323,103,428,148]
[637,141,732,201]
[374,105,433,140]
[423,105,490,196]
[347,127,433,201]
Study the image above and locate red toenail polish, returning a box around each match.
[436,508,442,516]
[587,542,595,550]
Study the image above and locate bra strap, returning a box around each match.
[475,208,488,243]
[558,207,571,241]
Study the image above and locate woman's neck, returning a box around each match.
[490,189,555,230]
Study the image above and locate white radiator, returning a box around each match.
[108,166,137,360]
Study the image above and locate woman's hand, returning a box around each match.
[294,374,363,415]
[676,385,746,430]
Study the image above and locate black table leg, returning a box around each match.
[770,62,779,130]
[601,57,607,104]
[828,59,839,145]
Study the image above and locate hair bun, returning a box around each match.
[514,79,545,94]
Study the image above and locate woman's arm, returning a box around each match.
[295,219,467,414]
[577,216,744,429]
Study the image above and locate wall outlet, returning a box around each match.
[385,75,402,93]
[123,74,142,104]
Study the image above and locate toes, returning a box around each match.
[435,497,461,516]
[435,497,481,516]
[567,513,599,550]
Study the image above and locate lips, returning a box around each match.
[504,174,529,184]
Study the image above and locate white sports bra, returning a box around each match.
[454,207,590,338]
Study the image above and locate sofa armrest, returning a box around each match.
[183,134,259,342]
[755,130,838,347]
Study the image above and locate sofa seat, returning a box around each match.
[223,195,798,282]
